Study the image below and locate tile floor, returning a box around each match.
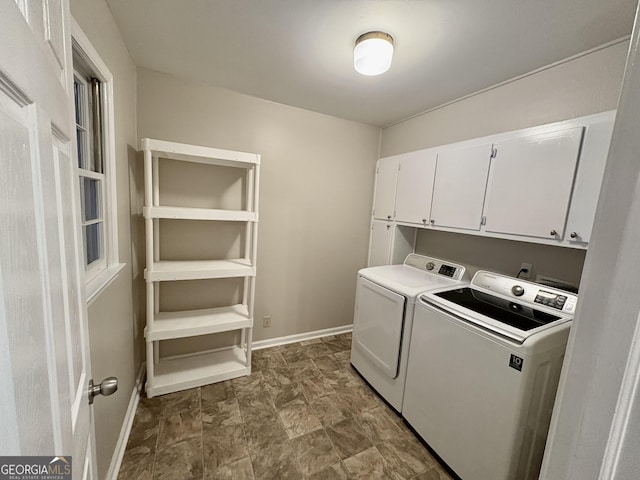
[118,333,455,480]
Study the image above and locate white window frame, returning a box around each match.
[71,18,124,304]
[74,71,106,278]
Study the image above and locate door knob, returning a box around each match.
[88,377,118,404]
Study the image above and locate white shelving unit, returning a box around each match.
[141,138,260,398]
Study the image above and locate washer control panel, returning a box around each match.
[534,290,569,310]
[472,270,578,314]
[404,254,466,281]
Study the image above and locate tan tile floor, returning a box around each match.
[118,333,456,480]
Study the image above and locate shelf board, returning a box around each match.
[146,347,249,397]
[144,206,257,222]
[145,259,255,281]
[141,138,260,167]
[146,304,252,341]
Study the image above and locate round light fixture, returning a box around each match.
[354,31,394,76]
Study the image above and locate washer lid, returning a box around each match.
[420,274,576,344]
[435,287,562,331]
[359,263,468,298]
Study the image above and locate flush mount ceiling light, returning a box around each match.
[354,31,394,76]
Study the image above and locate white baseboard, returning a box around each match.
[252,324,353,351]
[106,363,146,480]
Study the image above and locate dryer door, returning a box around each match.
[353,277,406,378]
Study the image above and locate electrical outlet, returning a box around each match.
[520,263,532,280]
[263,315,272,328]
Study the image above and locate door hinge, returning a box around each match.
[376,166,379,174]
[481,216,487,226]
[398,164,401,171]
[491,147,497,158]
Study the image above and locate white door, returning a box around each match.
[352,278,406,379]
[372,156,399,221]
[368,220,393,267]
[394,149,438,225]
[0,1,96,478]
[430,143,493,230]
[484,127,583,240]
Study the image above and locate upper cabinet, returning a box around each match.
[564,118,615,243]
[395,149,437,226]
[367,110,615,256]
[431,143,493,231]
[483,127,584,240]
[372,156,399,221]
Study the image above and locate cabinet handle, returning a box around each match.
[570,232,578,239]
[422,218,427,224]
[550,230,557,236]
[387,215,392,220]
[386,225,391,230]
[430,219,435,225]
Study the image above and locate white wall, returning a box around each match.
[69,1,138,478]
[137,68,380,352]
[381,41,627,284]
[381,40,627,156]
[416,230,586,287]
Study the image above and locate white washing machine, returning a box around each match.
[403,271,578,480]
[350,254,468,412]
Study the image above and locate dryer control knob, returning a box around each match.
[512,285,525,297]
[425,262,435,271]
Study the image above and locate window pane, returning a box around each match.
[76,128,85,169]
[74,80,81,125]
[82,177,101,221]
[90,79,104,174]
[84,223,102,265]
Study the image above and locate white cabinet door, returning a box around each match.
[372,156,399,221]
[430,143,493,230]
[395,149,438,225]
[368,220,393,267]
[564,118,614,243]
[484,127,583,240]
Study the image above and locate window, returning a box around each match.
[74,69,105,275]
[72,20,123,303]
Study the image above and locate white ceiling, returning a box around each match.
[105,0,636,127]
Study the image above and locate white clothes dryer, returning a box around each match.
[350,254,468,412]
